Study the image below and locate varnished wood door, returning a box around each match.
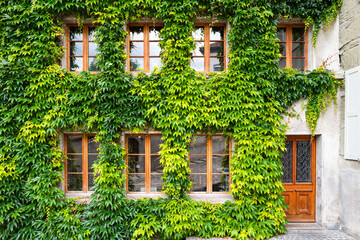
[281,135,316,222]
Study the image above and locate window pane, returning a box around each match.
[210,26,224,40]
[190,136,207,154]
[192,42,205,56]
[88,136,99,153]
[278,58,286,68]
[193,27,205,41]
[210,57,224,72]
[212,136,229,154]
[128,174,145,192]
[292,58,305,71]
[130,42,144,56]
[88,42,98,56]
[149,42,161,56]
[67,174,82,191]
[292,43,305,57]
[88,57,99,71]
[128,155,146,173]
[190,155,207,173]
[67,155,82,172]
[292,28,305,41]
[191,57,204,71]
[149,57,162,71]
[151,155,163,173]
[279,43,286,56]
[88,155,98,172]
[151,174,163,192]
[67,136,82,153]
[128,136,145,153]
[281,141,293,183]
[70,42,83,56]
[88,174,96,190]
[149,26,162,40]
[130,57,144,71]
[70,57,83,71]
[277,28,286,41]
[88,27,97,40]
[151,136,163,154]
[296,141,311,183]
[212,174,229,192]
[70,27,82,40]
[210,42,224,56]
[190,174,207,192]
[212,155,229,173]
[130,26,144,40]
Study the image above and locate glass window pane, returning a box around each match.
[151,174,163,192]
[151,155,163,173]
[279,43,286,56]
[67,155,82,172]
[190,136,207,154]
[212,136,229,154]
[292,58,305,71]
[210,57,224,72]
[149,26,162,40]
[192,42,205,56]
[210,42,224,56]
[190,174,207,192]
[88,27,97,40]
[88,57,99,71]
[88,174,97,190]
[212,155,229,173]
[296,141,311,183]
[67,135,82,153]
[149,57,162,71]
[292,43,305,57]
[128,136,145,154]
[278,58,286,68]
[130,26,144,40]
[70,42,83,56]
[151,136,163,154]
[277,28,286,41]
[210,26,224,40]
[292,28,305,41]
[212,174,229,192]
[128,155,146,173]
[88,136,99,153]
[130,42,144,56]
[88,42,98,56]
[70,27,82,40]
[130,57,144,71]
[190,155,207,173]
[67,174,82,191]
[128,174,145,192]
[191,57,204,71]
[193,27,204,41]
[70,57,83,71]
[149,42,161,56]
[88,155,98,172]
[281,141,293,183]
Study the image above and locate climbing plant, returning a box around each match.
[0,0,342,239]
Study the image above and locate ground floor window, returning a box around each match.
[64,134,100,193]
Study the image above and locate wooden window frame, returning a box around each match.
[64,134,98,193]
[192,23,227,72]
[66,24,99,73]
[127,23,163,72]
[277,24,308,70]
[189,135,232,194]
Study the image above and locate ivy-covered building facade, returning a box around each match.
[1,0,359,239]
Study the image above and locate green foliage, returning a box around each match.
[0,0,342,239]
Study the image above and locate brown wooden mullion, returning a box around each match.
[83,27,88,71]
[145,135,151,193]
[144,24,149,72]
[207,136,211,193]
[205,25,210,72]
[286,26,292,68]
[64,136,68,192]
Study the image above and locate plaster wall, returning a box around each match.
[338,0,360,238]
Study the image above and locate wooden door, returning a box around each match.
[281,135,316,222]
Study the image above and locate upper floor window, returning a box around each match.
[191,24,226,72]
[277,25,307,71]
[127,24,163,72]
[67,25,99,72]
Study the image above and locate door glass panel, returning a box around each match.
[296,141,311,183]
[281,141,293,183]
